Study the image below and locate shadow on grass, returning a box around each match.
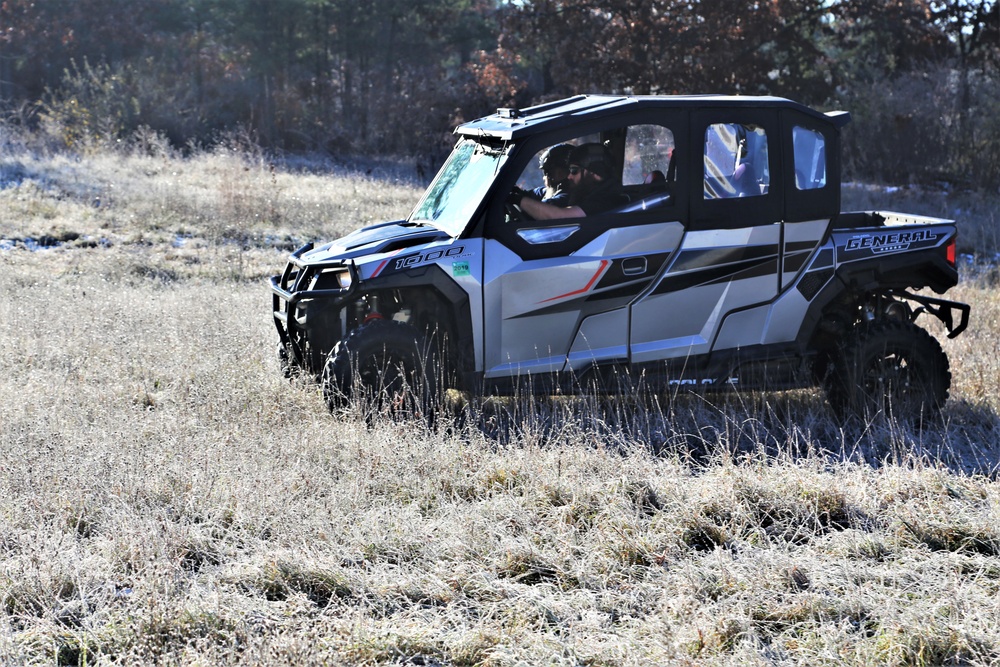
[450,389,1000,477]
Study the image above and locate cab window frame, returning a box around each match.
[689,109,781,231]
[484,110,689,260]
[780,110,840,223]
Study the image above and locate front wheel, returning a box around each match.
[277,342,296,379]
[321,320,440,418]
[826,321,950,422]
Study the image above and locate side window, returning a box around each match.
[622,124,674,186]
[793,126,827,190]
[515,133,600,200]
[704,123,769,199]
[509,124,676,245]
[517,126,675,192]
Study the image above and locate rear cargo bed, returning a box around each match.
[834,210,954,229]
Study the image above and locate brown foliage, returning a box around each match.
[3,0,1000,187]
[497,0,835,98]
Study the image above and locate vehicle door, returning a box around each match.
[629,110,783,368]
[482,117,687,380]
[754,110,843,345]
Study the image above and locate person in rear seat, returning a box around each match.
[644,170,666,185]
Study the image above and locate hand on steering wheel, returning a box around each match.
[505,187,526,222]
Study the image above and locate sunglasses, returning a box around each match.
[568,166,584,175]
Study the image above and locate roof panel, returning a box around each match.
[455,94,845,141]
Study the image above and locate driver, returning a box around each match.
[510,143,622,220]
[529,143,574,204]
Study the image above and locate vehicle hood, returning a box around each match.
[300,220,450,263]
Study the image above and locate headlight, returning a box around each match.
[333,269,353,289]
[309,268,353,290]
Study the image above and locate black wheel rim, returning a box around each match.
[860,346,928,416]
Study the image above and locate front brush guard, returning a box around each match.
[270,242,360,370]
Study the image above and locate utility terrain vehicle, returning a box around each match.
[271,95,969,419]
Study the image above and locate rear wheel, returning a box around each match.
[322,320,440,418]
[826,320,950,422]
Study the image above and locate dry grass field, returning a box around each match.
[1,139,999,665]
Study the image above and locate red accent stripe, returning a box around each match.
[370,248,405,278]
[540,260,610,303]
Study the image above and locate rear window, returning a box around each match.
[793,126,827,190]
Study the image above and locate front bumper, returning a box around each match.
[270,242,360,374]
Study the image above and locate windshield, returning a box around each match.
[410,138,508,237]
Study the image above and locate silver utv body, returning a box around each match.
[271,95,968,401]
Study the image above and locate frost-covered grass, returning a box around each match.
[0,139,420,253]
[1,142,999,665]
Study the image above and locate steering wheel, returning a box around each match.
[504,201,524,223]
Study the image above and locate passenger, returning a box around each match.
[511,143,622,220]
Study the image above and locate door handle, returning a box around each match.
[621,257,647,276]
